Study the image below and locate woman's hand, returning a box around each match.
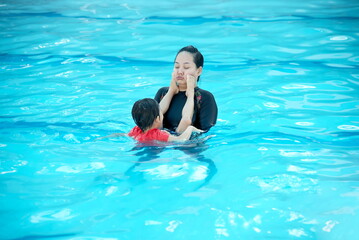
[169,72,179,95]
[191,126,204,133]
[160,74,178,115]
[186,74,196,97]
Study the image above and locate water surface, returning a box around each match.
[1,0,359,239]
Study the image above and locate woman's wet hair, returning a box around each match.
[131,98,160,132]
[175,45,204,81]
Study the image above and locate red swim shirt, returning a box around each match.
[128,126,170,143]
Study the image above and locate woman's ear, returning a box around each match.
[197,66,203,76]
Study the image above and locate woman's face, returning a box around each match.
[173,51,202,90]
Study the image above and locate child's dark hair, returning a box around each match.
[175,45,204,81]
[131,98,160,132]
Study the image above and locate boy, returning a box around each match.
[129,98,202,142]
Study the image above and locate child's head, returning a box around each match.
[131,98,162,132]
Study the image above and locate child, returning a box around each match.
[129,98,203,142]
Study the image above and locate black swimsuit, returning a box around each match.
[154,87,218,132]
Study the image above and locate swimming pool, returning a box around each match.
[1,0,359,239]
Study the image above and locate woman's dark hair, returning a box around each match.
[131,98,160,132]
[175,45,204,81]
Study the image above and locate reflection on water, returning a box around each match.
[125,138,217,190]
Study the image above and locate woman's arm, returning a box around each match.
[159,74,179,115]
[198,90,218,132]
[176,75,196,133]
[168,126,203,142]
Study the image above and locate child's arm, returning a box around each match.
[168,126,203,142]
[176,75,196,133]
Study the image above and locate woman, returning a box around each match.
[155,45,218,133]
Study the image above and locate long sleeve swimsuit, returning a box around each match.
[154,87,218,132]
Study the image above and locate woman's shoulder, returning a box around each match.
[157,87,169,93]
[196,87,215,98]
[154,87,169,101]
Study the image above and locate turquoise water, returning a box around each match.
[1,0,359,239]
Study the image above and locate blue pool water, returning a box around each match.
[1,0,359,239]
